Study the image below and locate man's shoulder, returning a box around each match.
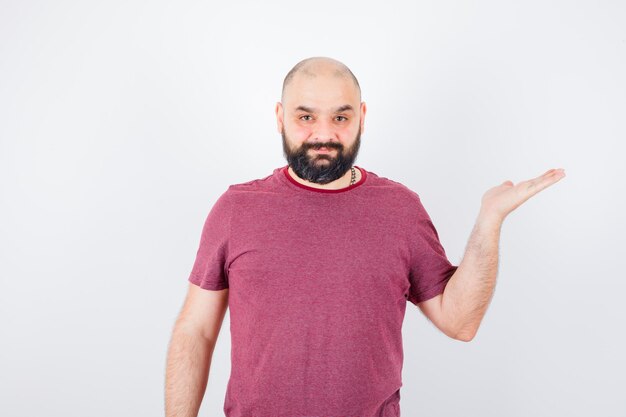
[225,167,280,193]
[361,168,422,201]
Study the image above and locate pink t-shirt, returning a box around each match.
[188,165,458,417]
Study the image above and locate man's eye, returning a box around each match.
[336,116,347,121]
[300,115,312,121]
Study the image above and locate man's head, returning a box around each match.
[276,56,366,184]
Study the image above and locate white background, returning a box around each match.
[1,1,625,416]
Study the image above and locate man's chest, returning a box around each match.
[226,206,412,308]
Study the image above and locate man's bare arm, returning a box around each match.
[438,213,502,341]
[165,284,229,417]
[420,168,566,341]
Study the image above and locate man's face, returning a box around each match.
[281,124,361,184]
[277,71,366,184]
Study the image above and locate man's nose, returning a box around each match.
[311,119,337,143]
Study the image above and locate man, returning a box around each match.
[164,56,566,417]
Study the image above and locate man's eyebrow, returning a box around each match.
[294,104,355,113]
[334,104,355,113]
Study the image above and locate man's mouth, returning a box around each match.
[313,147,333,153]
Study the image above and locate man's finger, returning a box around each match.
[522,169,566,197]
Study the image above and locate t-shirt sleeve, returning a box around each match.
[406,193,458,305]
[187,188,233,291]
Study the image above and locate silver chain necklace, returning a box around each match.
[349,166,356,185]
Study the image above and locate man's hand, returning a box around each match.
[478,168,566,225]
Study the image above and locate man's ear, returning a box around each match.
[275,102,284,134]
[360,101,367,135]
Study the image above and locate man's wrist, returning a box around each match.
[476,208,504,231]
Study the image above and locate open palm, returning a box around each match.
[480,168,566,222]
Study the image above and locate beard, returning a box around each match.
[281,125,361,184]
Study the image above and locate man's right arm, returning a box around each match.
[165,283,229,417]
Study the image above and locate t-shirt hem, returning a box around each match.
[188,275,229,291]
[409,278,450,304]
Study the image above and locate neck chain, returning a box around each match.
[349,166,356,186]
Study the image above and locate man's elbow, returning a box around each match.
[447,322,478,342]
[444,311,480,342]
[452,326,477,342]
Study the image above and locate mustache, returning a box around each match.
[303,142,343,151]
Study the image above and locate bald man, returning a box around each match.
[165,56,566,417]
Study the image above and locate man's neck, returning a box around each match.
[287,166,360,190]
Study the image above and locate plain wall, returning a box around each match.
[1,0,625,416]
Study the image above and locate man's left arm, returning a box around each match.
[420,168,566,341]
